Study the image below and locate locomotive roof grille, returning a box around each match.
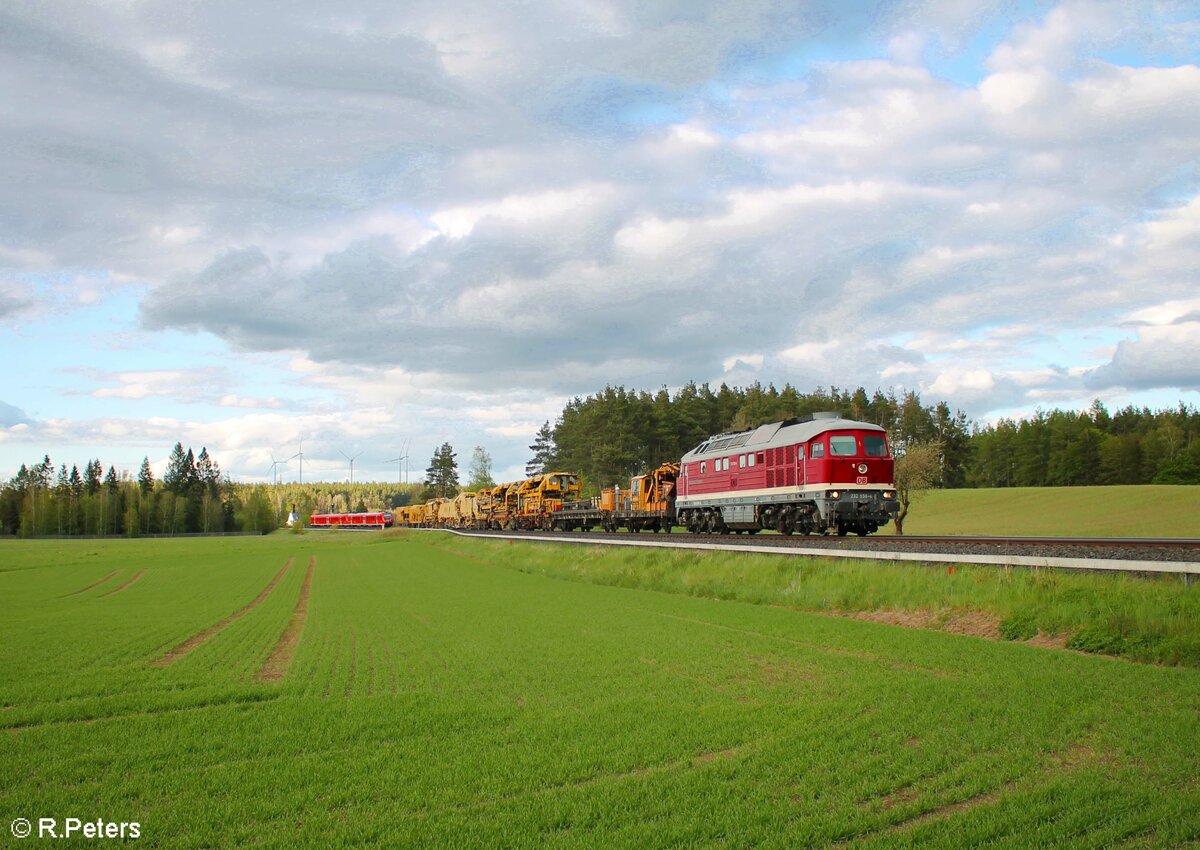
[704,433,752,452]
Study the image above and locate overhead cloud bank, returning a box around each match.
[4,1,1200,434]
[0,401,31,428]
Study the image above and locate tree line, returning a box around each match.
[523,383,1200,492]
[0,444,431,537]
[0,443,268,537]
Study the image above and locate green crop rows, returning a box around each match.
[1,532,1198,848]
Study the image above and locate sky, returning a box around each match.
[1,0,1198,486]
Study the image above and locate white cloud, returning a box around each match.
[1085,297,1200,391]
[4,1,1200,479]
[722,353,764,372]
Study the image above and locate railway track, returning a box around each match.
[432,528,1200,574]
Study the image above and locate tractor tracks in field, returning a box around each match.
[832,741,1117,846]
[642,609,955,680]
[255,555,315,683]
[60,570,120,597]
[399,742,755,822]
[150,558,293,668]
[99,570,145,597]
[4,692,281,733]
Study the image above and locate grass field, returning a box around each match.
[886,485,1200,537]
[2,532,1198,848]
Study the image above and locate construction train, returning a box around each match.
[389,412,901,537]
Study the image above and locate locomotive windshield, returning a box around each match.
[829,436,857,456]
[864,435,888,457]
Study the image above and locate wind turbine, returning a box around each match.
[341,449,364,485]
[267,450,291,522]
[288,437,305,484]
[383,438,411,485]
[267,450,288,486]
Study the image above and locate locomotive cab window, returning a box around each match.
[864,435,887,457]
[810,443,824,458]
[829,436,857,456]
[700,461,706,473]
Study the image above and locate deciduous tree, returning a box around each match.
[893,441,942,536]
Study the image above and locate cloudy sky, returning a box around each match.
[1,0,1198,485]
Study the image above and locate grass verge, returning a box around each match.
[442,536,1200,667]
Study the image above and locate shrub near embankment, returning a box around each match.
[447,538,1200,667]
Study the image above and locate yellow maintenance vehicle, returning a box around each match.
[514,472,582,530]
[547,463,679,532]
[449,491,483,529]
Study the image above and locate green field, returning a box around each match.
[2,532,1198,849]
[887,485,1200,537]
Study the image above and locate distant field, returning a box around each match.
[884,485,1200,537]
[1,532,1198,848]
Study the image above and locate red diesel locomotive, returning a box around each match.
[676,412,899,536]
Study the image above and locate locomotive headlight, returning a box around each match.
[883,490,895,500]
[857,463,868,474]
[828,490,841,500]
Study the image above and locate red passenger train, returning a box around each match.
[676,412,899,536]
[308,511,394,529]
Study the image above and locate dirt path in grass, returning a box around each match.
[255,555,315,683]
[61,570,119,597]
[99,570,145,597]
[150,558,293,667]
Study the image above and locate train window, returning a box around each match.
[723,458,730,471]
[829,436,857,456]
[700,461,707,474]
[797,445,804,460]
[750,453,759,466]
[810,442,825,458]
[738,454,745,468]
[864,435,887,457]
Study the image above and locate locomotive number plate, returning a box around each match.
[855,476,868,485]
